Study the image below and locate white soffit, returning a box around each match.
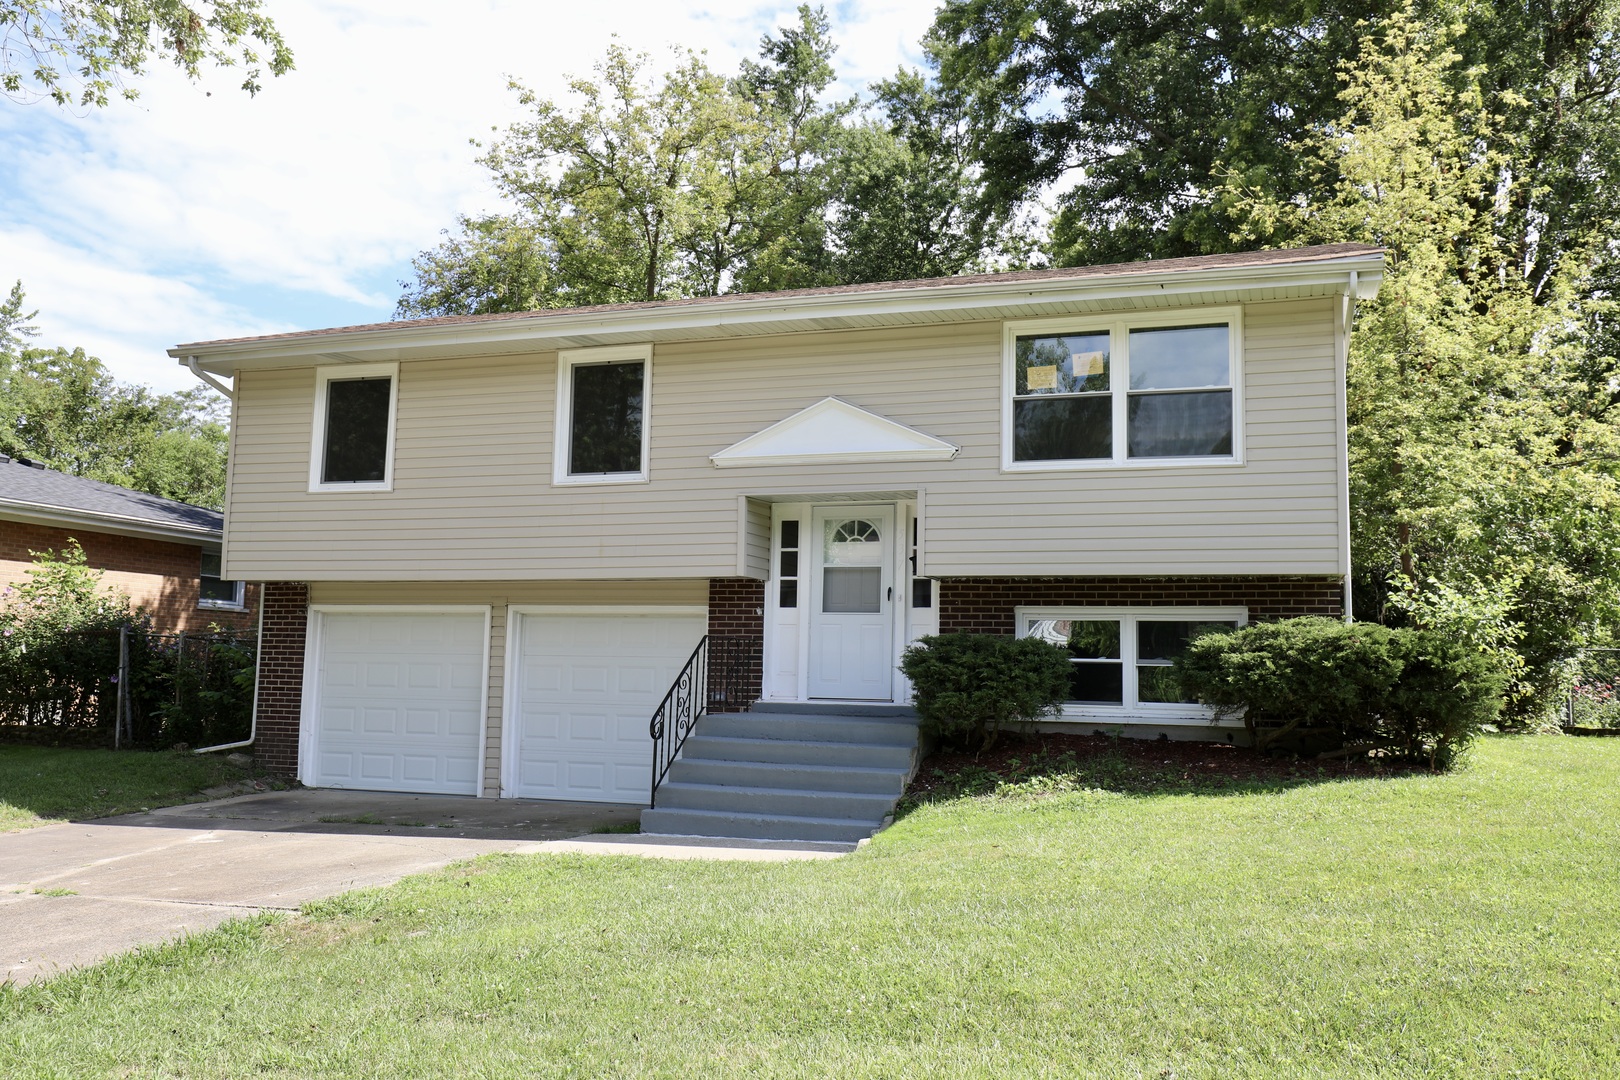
[711,397,959,469]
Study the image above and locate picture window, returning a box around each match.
[1005,311,1239,468]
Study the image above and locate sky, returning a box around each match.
[0,1,940,393]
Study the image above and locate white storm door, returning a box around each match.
[311,610,486,795]
[807,505,897,700]
[510,611,705,803]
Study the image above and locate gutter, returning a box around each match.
[0,498,219,544]
[172,254,1389,372]
[193,591,261,756]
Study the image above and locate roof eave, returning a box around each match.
[0,499,221,546]
[172,252,1385,374]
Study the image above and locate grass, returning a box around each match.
[0,745,256,831]
[1,736,1617,1078]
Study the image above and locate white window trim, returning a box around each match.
[198,549,246,611]
[1015,604,1248,724]
[308,362,400,493]
[198,580,247,611]
[1001,306,1245,472]
[553,343,652,486]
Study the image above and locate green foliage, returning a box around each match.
[148,629,255,748]
[1,0,294,108]
[930,0,1385,263]
[1226,5,1620,718]
[0,541,138,731]
[1176,617,1504,768]
[0,283,228,508]
[0,543,253,747]
[397,6,1026,318]
[899,632,1072,750]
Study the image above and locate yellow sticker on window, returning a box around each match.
[1074,350,1106,376]
[1026,364,1058,390]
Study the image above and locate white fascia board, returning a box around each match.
[171,254,1387,374]
[0,501,220,545]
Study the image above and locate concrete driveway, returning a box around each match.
[0,789,637,987]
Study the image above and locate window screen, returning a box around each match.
[570,361,644,474]
[322,377,392,483]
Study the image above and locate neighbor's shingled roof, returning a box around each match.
[0,455,220,537]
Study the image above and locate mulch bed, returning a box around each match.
[905,730,1415,801]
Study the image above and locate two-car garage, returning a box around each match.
[301,605,706,804]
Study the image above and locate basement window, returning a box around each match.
[1016,606,1247,717]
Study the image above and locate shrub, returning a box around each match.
[1175,617,1504,769]
[900,633,1072,750]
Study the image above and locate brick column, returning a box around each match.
[254,582,309,774]
[706,578,763,711]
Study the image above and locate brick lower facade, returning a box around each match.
[253,582,309,774]
[707,578,764,710]
[938,576,1344,636]
[0,519,257,634]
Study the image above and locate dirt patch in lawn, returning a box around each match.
[904,730,1419,806]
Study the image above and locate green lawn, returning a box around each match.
[2,736,1617,1078]
[0,745,255,831]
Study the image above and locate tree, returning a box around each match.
[0,279,38,354]
[1,284,229,508]
[929,0,1387,264]
[398,6,1028,319]
[826,67,1035,284]
[1227,5,1620,714]
[2,0,293,107]
[930,0,1620,279]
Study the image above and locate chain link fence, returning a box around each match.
[1565,648,1620,732]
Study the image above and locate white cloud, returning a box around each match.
[0,0,943,393]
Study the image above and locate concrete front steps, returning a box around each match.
[639,703,921,843]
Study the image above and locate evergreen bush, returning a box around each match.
[900,633,1072,750]
[1175,617,1504,768]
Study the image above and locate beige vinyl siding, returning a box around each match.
[743,498,771,579]
[229,298,1342,581]
[307,580,708,796]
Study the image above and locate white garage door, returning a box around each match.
[509,611,705,804]
[311,610,486,795]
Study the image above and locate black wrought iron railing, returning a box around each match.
[648,635,757,807]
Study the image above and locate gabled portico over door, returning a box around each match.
[807,505,897,700]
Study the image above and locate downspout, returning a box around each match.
[1340,271,1360,623]
[185,356,235,401]
[193,592,262,755]
[185,354,253,754]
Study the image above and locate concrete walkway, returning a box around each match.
[0,790,636,986]
[1,790,854,986]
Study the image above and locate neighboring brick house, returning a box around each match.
[0,454,257,633]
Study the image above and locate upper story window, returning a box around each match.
[555,344,650,485]
[309,362,399,492]
[1003,308,1241,470]
[198,550,246,610]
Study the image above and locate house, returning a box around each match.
[170,243,1383,837]
[0,454,256,634]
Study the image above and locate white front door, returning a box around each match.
[807,505,897,700]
